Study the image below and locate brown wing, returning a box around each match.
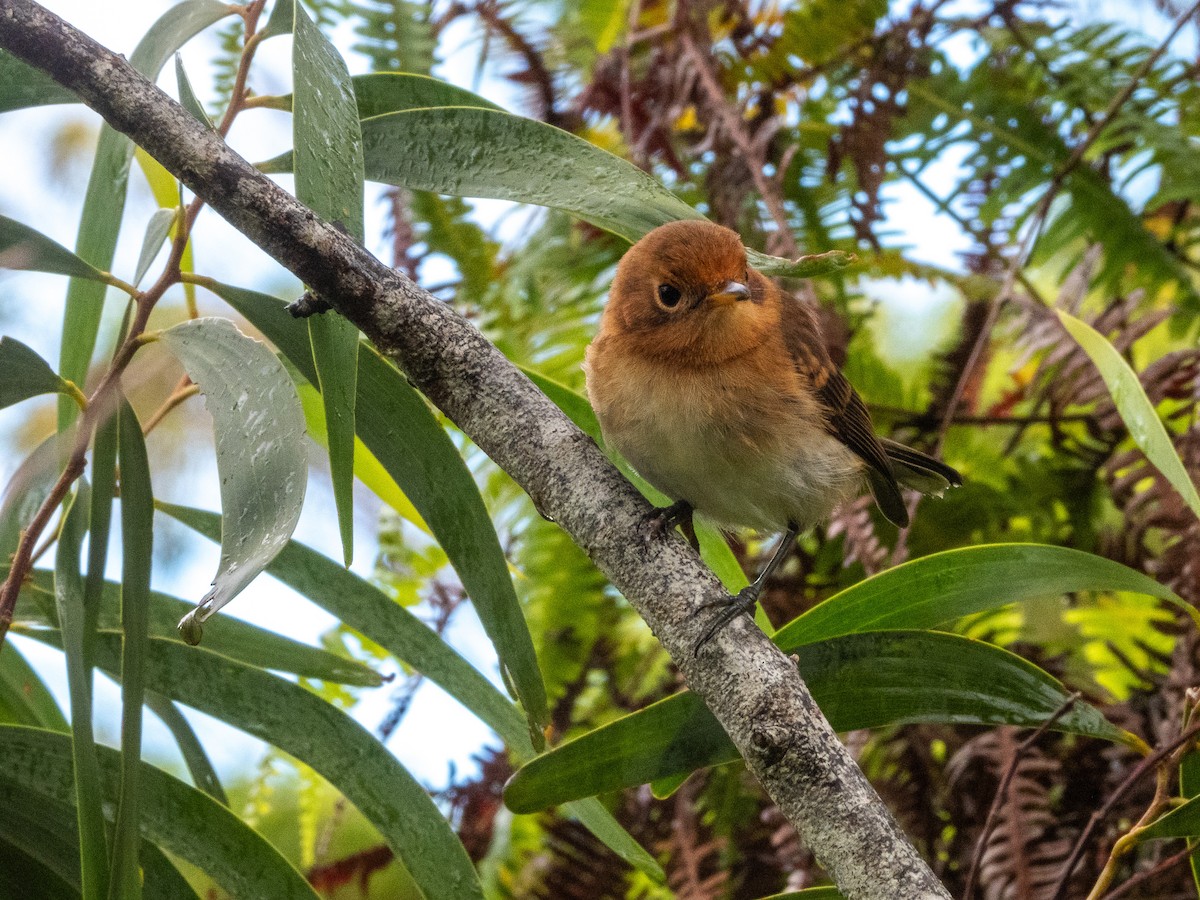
[778,294,910,527]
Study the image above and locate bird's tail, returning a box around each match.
[880,438,963,497]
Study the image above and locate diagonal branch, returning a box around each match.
[0,2,950,897]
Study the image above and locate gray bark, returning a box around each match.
[0,2,950,896]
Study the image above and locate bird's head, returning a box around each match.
[603,220,777,364]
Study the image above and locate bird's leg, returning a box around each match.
[646,499,698,550]
[694,521,799,656]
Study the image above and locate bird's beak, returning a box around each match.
[706,281,751,307]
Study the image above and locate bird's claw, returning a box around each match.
[645,499,695,545]
[693,584,762,656]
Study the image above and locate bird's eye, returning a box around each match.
[657,284,682,308]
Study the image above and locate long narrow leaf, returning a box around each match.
[76,634,486,900]
[109,399,154,900]
[0,432,73,564]
[54,487,110,898]
[0,337,69,410]
[260,106,850,277]
[292,0,363,567]
[159,318,307,638]
[0,214,106,282]
[1057,310,1200,520]
[144,692,226,805]
[0,642,67,730]
[0,778,199,899]
[0,726,319,899]
[206,282,549,742]
[157,502,662,879]
[775,543,1187,649]
[503,630,1129,812]
[56,0,230,430]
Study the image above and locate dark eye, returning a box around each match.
[657,284,682,308]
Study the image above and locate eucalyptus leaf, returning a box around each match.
[0,51,78,112]
[132,209,176,288]
[156,502,662,880]
[1057,310,1200,520]
[158,318,307,639]
[261,107,850,278]
[503,630,1129,812]
[0,214,107,282]
[775,543,1187,650]
[1137,792,1200,841]
[292,0,364,567]
[109,399,154,900]
[204,282,549,743]
[79,634,486,900]
[0,642,67,731]
[173,53,212,129]
[16,568,382,687]
[0,337,68,411]
[56,0,230,430]
[0,725,319,899]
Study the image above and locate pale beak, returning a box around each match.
[706,281,751,306]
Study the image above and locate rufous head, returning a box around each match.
[602,220,777,364]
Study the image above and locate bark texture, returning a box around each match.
[0,2,951,896]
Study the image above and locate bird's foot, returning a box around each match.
[693,583,762,656]
[645,499,698,550]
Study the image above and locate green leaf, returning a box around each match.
[80,635,485,900]
[0,337,69,411]
[0,778,200,899]
[158,318,307,639]
[158,501,530,752]
[775,543,1187,650]
[503,630,1128,812]
[260,104,849,276]
[54,487,110,898]
[205,282,549,743]
[1180,750,1200,888]
[1057,310,1200,520]
[0,214,107,282]
[156,502,663,880]
[292,0,364,568]
[0,725,319,899]
[0,432,72,565]
[755,890,845,900]
[1136,789,1200,841]
[109,400,154,900]
[173,53,213,129]
[295,381,430,534]
[132,209,176,288]
[0,51,78,113]
[56,0,230,430]
[267,71,504,118]
[17,568,382,687]
[144,692,226,805]
[0,643,67,731]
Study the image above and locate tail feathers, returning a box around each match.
[867,468,910,529]
[881,438,963,496]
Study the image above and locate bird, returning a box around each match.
[584,220,962,652]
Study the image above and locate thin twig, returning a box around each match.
[678,27,798,257]
[141,378,199,434]
[1050,718,1200,900]
[0,0,270,650]
[1099,843,1195,900]
[963,694,1081,900]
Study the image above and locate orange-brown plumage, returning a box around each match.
[585,220,960,534]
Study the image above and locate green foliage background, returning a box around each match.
[2,0,1200,898]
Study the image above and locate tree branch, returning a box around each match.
[0,2,949,896]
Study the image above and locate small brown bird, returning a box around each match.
[585,220,961,650]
